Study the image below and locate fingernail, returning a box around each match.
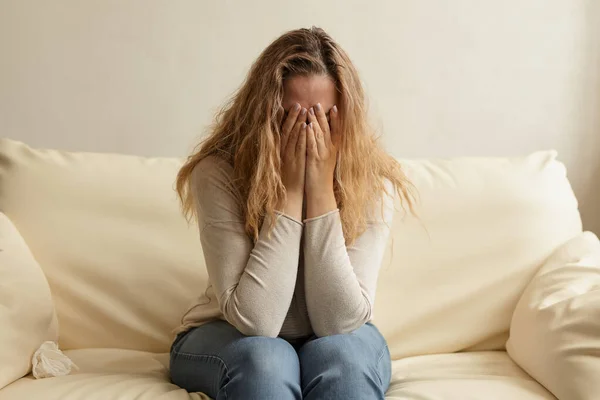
[301,122,307,129]
[315,103,321,111]
[308,122,313,129]
[309,107,315,115]
[301,108,307,115]
[333,105,338,113]
[294,103,301,111]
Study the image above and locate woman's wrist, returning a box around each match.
[276,191,304,222]
[305,187,337,219]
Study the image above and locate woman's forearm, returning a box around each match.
[302,187,394,337]
[305,188,337,219]
[214,210,303,337]
[302,210,373,336]
[276,191,304,223]
[195,158,304,337]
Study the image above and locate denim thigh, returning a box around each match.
[298,322,392,393]
[169,320,301,398]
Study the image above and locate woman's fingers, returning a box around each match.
[291,108,307,151]
[308,108,327,157]
[329,105,340,148]
[283,107,306,155]
[281,103,302,151]
[296,107,308,129]
[306,122,317,159]
[282,103,301,134]
[286,119,302,159]
[296,122,307,159]
[314,103,331,144]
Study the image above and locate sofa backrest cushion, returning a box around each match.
[0,139,582,356]
[380,153,581,358]
[0,139,204,352]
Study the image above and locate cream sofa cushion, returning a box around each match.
[0,350,553,400]
[0,139,204,352]
[0,139,582,359]
[378,152,582,359]
[507,231,600,400]
[0,212,58,389]
[0,349,206,400]
[387,351,555,399]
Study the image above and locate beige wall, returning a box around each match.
[1,1,599,233]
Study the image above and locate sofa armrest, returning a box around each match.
[507,231,600,400]
[0,212,58,389]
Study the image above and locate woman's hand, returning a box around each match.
[277,103,308,221]
[305,103,340,218]
[305,103,339,194]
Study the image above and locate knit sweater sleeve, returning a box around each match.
[190,156,302,337]
[302,181,395,337]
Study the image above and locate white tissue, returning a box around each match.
[31,341,78,379]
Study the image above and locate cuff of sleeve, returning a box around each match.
[274,210,304,227]
[302,208,340,224]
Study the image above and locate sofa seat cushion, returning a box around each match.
[0,350,554,400]
[0,349,206,400]
[387,351,555,399]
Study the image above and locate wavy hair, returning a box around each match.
[176,26,415,245]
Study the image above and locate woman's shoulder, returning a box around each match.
[189,155,244,221]
[189,155,239,201]
[191,155,234,185]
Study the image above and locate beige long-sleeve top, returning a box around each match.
[175,155,394,338]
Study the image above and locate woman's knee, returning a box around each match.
[225,336,300,379]
[298,324,389,375]
[299,334,359,370]
[298,328,391,400]
[170,324,301,396]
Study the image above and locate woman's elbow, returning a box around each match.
[312,313,371,337]
[312,321,360,337]
[310,293,375,337]
[220,294,285,337]
[222,307,282,338]
[236,323,281,338]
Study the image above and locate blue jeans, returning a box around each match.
[169,320,391,399]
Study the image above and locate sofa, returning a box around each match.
[0,137,599,400]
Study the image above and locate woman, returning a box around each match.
[170,26,414,399]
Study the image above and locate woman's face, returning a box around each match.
[282,74,337,123]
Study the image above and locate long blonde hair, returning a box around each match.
[176,26,415,245]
